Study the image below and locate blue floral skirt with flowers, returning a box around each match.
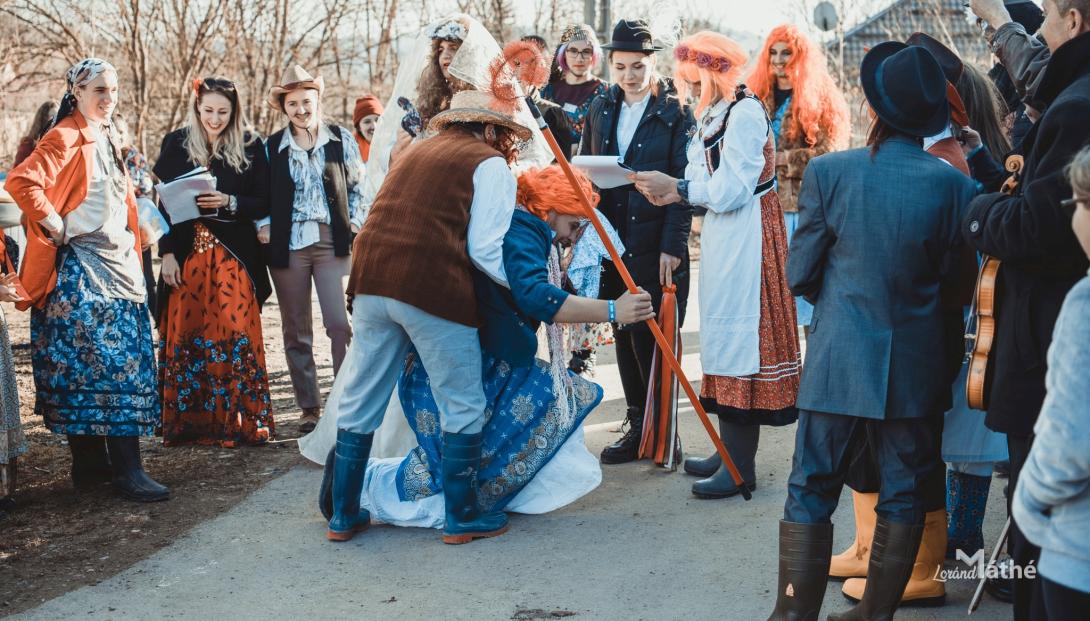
[396,349,603,511]
[30,250,159,437]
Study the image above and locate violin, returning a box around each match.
[965,154,1023,410]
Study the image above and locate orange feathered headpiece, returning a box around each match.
[488,40,551,114]
[673,32,749,118]
[747,24,850,150]
[517,165,599,220]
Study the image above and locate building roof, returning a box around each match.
[830,0,991,78]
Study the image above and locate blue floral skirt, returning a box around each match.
[396,350,603,511]
[30,250,160,437]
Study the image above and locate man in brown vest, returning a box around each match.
[323,88,531,546]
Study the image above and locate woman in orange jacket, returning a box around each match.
[4,58,168,503]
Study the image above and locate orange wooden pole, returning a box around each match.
[525,98,750,498]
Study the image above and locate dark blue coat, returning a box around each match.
[579,80,694,328]
[788,137,978,419]
[474,209,569,367]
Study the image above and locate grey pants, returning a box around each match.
[336,294,485,436]
[269,225,351,410]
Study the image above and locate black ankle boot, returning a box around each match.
[767,520,834,621]
[106,437,170,502]
[600,408,643,464]
[827,517,924,621]
[68,434,112,488]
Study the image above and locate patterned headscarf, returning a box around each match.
[53,58,118,128]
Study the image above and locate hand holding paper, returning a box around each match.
[571,156,635,189]
[154,167,217,224]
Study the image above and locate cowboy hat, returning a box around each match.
[428,90,532,141]
[860,42,949,138]
[267,65,325,111]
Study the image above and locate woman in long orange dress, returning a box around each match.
[154,77,274,447]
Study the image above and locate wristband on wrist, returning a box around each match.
[608,299,616,323]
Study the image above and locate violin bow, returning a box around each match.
[524,96,751,499]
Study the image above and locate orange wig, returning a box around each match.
[673,32,749,118]
[747,24,850,150]
[517,165,599,220]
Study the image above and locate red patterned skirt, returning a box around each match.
[700,192,801,426]
[158,224,275,447]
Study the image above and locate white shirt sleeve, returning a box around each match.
[467,156,516,288]
[687,98,769,213]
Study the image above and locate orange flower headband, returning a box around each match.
[675,45,733,73]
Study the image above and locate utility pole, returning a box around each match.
[585,0,612,39]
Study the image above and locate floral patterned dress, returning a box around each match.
[396,350,602,511]
[158,223,274,447]
[0,304,24,464]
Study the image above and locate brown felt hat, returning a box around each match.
[267,65,325,111]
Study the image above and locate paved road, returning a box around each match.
[14,272,1013,620]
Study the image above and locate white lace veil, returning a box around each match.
[362,14,553,212]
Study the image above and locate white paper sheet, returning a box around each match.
[571,155,634,189]
[154,167,216,224]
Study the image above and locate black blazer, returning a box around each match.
[579,79,695,328]
[152,128,272,308]
[962,32,1090,435]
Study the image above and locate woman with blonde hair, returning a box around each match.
[153,76,274,447]
[634,31,800,499]
[746,24,850,336]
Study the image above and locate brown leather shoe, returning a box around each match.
[299,407,321,434]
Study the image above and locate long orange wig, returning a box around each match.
[673,32,749,118]
[517,165,599,220]
[747,24,850,150]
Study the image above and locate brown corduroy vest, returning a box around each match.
[348,128,503,326]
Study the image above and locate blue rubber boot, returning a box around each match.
[326,429,372,542]
[441,432,509,545]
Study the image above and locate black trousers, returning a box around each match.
[1037,576,1090,621]
[142,247,157,318]
[1008,433,1042,621]
[784,410,942,525]
[613,328,656,417]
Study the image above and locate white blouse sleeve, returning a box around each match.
[467,156,516,288]
[687,98,769,214]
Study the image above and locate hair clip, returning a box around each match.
[192,78,203,94]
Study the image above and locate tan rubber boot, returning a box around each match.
[841,508,947,606]
[829,491,878,579]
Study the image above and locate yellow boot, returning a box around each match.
[829,491,878,579]
[841,509,947,606]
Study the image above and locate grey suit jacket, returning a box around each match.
[788,136,979,419]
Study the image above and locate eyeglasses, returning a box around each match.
[566,48,594,59]
[1061,197,1089,211]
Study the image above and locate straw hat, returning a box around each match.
[267,65,325,111]
[428,90,532,141]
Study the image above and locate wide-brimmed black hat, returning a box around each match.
[905,32,963,84]
[861,42,949,138]
[601,19,662,52]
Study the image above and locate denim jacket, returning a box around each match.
[1013,274,1090,593]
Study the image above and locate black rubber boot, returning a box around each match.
[68,434,112,488]
[692,419,758,499]
[767,520,834,621]
[106,437,170,502]
[318,445,335,521]
[827,517,925,621]
[600,407,644,465]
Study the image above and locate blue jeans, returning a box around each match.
[783,211,813,326]
[784,409,941,525]
[335,295,486,435]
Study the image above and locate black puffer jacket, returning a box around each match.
[579,79,695,328]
